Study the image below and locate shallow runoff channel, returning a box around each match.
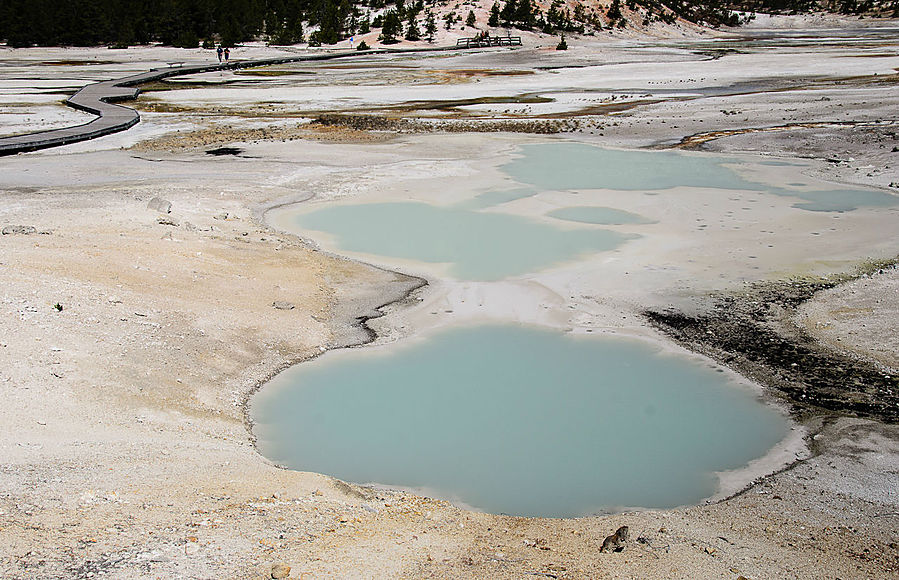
[253,139,898,518]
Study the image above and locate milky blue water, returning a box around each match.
[503,143,762,192]
[290,201,634,280]
[459,187,539,210]
[281,144,896,283]
[253,325,788,518]
[503,143,897,212]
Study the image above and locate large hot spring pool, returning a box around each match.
[252,325,787,517]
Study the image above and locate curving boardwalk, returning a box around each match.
[0,46,465,156]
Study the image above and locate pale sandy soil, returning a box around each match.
[1,17,898,579]
[798,266,899,374]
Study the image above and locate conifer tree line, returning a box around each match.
[1,0,895,48]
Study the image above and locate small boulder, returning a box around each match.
[600,525,629,553]
[270,562,290,579]
[273,301,295,310]
[148,197,172,214]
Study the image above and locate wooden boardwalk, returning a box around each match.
[0,45,485,156]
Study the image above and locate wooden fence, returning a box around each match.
[456,36,522,49]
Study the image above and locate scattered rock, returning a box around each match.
[147,197,172,214]
[524,538,550,550]
[645,271,899,422]
[2,225,37,235]
[273,301,295,310]
[213,212,229,220]
[206,147,243,156]
[270,562,290,579]
[600,525,629,553]
[312,113,573,135]
[157,216,180,227]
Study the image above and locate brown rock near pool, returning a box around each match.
[600,525,630,553]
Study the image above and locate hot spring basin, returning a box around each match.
[252,325,788,518]
[277,143,896,282]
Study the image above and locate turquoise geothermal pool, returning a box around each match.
[280,143,896,281]
[252,325,788,517]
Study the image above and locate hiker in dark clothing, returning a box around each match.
[224,47,230,62]
[216,46,223,62]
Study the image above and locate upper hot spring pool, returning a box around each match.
[275,143,897,281]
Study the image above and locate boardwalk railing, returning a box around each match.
[456,36,522,49]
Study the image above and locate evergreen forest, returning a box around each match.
[0,0,895,48]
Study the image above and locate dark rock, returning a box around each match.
[206,147,243,156]
[157,216,179,227]
[600,525,629,553]
[2,225,37,235]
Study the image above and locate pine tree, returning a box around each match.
[515,0,535,28]
[545,0,563,32]
[425,9,437,41]
[359,12,371,34]
[379,9,401,43]
[405,12,421,40]
[607,0,623,22]
[315,0,345,45]
[465,10,476,27]
[500,0,517,25]
[443,11,456,30]
[488,2,500,26]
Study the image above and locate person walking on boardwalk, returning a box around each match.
[216,45,223,62]
[224,47,230,62]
